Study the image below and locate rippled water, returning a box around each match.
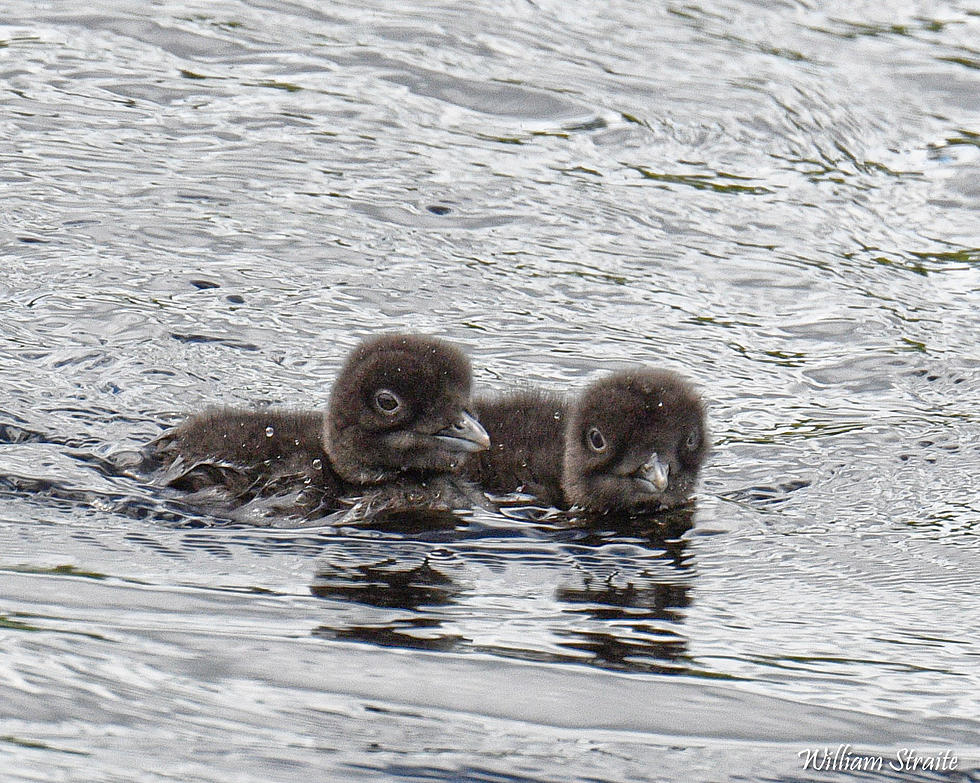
[2,1,979,781]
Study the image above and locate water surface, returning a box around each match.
[1,1,979,781]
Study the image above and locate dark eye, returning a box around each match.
[685,428,701,451]
[587,427,606,453]
[374,389,402,414]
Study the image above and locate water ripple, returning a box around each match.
[1,0,979,779]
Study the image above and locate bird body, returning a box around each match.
[148,334,489,521]
[465,390,568,506]
[469,369,707,516]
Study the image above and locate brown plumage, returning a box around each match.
[465,390,568,507]
[147,333,489,520]
[467,368,707,515]
[563,369,707,514]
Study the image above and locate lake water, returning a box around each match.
[1,1,979,781]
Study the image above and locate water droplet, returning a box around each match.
[265,426,275,437]
[312,458,322,470]
[553,410,561,420]
[294,439,300,446]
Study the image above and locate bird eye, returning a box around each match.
[374,389,402,414]
[587,427,607,453]
[685,428,701,451]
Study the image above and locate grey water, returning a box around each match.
[1,0,979,781]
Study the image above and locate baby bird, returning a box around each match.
[148,333,490,520]
[563,368,707,514]
[467,368,707,515]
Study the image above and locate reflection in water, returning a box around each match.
[554,588,691,675]
[554,626,688,675]
[316,619,466,652]
[311,556,458,609]
[312,551,465,650]
[308,506,698,674]
[554,506,695,673]
[338,509,468,534]
[565,505,697,560]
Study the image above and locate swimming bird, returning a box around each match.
[563,368,707,515]
[148,333,490,521]
[467,368,707,515]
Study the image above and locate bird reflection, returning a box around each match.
[314,618,465,652]
[335,508,466,534]
[308,504,698,674]
[562,503,696,568]
[310,553,465,651]
[310,555,457,609]
[553,504,695,673]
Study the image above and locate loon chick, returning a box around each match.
[149,333,490,520]
[467,368,707,515]
[563,368,707,514]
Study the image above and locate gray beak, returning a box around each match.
[636,453,669,493]
[434,411,490,453]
